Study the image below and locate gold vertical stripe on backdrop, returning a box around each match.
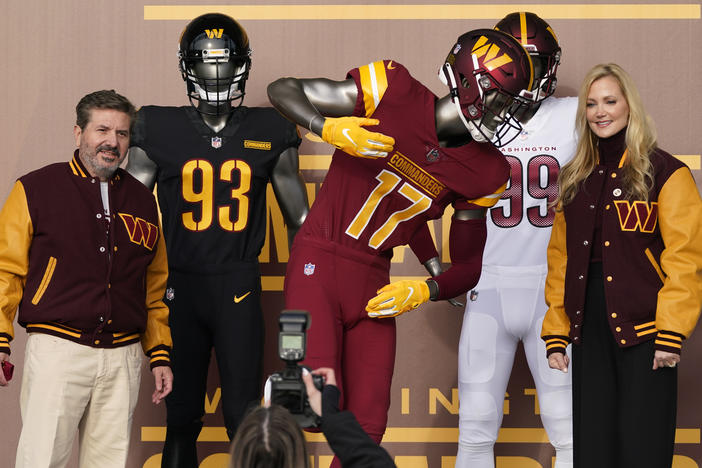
[144,4,701,20]
[141,426,701,443]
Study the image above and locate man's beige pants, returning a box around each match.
[15,333,142,468]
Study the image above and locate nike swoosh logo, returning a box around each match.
[387,60,396,70]
[341,128,357,148]
[234,291,251,303]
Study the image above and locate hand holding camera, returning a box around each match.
[302,367,337,417]
[269,310,325,427]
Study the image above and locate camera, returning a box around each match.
[269,310,324,428]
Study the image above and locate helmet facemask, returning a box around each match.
[180,50,250,115]
[522,45,560,103]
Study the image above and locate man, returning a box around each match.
[267,28,534,457]
[0,89,173,468]
[125,13,310,466]
[456,13,576,468]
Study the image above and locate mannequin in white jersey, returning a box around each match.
[456,13,576,468]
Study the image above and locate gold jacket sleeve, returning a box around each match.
[542,209,571,346]
[654,167,702,338]
[0,182,33,353]
[140,223,172,368]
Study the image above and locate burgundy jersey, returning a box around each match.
[299,60,509,255]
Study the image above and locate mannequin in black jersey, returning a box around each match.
[128,14,308,243]
[126,13,309,468]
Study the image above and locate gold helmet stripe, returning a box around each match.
[519,12,528,46]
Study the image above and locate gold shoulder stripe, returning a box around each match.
[358,60,389,117]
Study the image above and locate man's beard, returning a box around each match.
[82,144,122,179]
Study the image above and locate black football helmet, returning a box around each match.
[495,12,560,102]
[439,29,534,147]
[178,13,252,114]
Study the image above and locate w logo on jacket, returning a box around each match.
[118,213,159,250]
[614,200,658,233]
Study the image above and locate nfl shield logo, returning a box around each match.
[426,148,440,162]
[211,136,222,149]
[303,263,316,276]
[166,287,175,301]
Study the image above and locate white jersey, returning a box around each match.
[481,96,577,268]
[457,96,578,468]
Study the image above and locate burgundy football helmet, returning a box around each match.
[439,29,534,147]
[495,12,561,102]
[178,13,252,114]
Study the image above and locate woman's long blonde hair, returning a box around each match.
[556,63,657,207]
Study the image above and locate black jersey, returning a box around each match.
[132,105,301,272]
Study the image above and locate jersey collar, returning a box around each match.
[184,105,247,138]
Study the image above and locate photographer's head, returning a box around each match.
[228,405,309,468]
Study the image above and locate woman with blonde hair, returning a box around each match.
[541,63,702,467]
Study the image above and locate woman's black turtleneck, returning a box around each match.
[598,126,627,166]
[591,127,627,262]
